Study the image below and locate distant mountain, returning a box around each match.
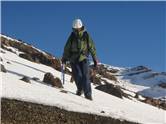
[1,34,165,124]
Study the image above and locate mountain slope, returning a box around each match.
[1,34,166,124]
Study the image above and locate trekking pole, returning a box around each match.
[61,63,65,85]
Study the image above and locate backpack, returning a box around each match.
[70,31,90,56]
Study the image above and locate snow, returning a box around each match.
[1,48,166,124]
[3,45,24,55]
[139,86,166,99]
[102,63,126,70]
[97,63,166,99]
[102,64,166,99]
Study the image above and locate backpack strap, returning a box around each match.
[83,31,90,55]
[70,31,90,56]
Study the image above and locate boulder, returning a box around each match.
[7,61,11,64]
[43,72,63,88]
[1,64,7,73]
[52,77,63,88]
[20,76,31,83]
[43,73,54,85]
[95,84,123,98]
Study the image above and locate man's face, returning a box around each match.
[73,27,82,33]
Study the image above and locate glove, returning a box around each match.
[93,56,98,68]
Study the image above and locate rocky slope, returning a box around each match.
[1,34,165,124]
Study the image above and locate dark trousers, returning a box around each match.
[70,59,92,97]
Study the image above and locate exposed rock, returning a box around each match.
[1,37,10,46]
[108,68,119,73]
[96,65,107,76]
[50,58,61,71]
[6,61,11,64]
[134,93,139,99]
[1,35,63,72]
[90,65,117,82]
[52,77,63,88]
[161,72,166,76]
[104,72,117,81]
[20,76,31,83]
[1,64,7,73]
[60,90,68,94]
[19,53,33,62]
[130,66,150,71]
[89,68,102,85]
[141,97,166,110]
[70,75,74,83]
[91,76,102,85]
[158,82,166,89]
[0,57,3,62]
[69,64,117,85]
[31,53,41,63]
[128,70,151,76]
[160,102,166,110]
[2,98,136,124]
[1,45,16,54]
[1,44,6,50]
[95,84,123,99]
[0,50,6,54]
[43,72,63,88]
[43,72,54,85]
[100,111,105,113]
[32,77,40,81]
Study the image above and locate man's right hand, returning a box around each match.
[93,57,99,68]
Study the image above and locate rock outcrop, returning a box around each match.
[43,72,63,88]
[1,98,137,124]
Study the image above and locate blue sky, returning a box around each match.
[1,1,166,72]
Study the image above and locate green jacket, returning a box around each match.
[63,29,97,63]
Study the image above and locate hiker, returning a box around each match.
[62,19,98,100]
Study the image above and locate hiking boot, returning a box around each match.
[85,95,93,101]
[76,90,83,96]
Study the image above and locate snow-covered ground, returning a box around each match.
[99,63,166,100]
[1,47,166,124]
[117,69,166,99]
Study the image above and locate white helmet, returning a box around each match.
[72,19,83,29]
